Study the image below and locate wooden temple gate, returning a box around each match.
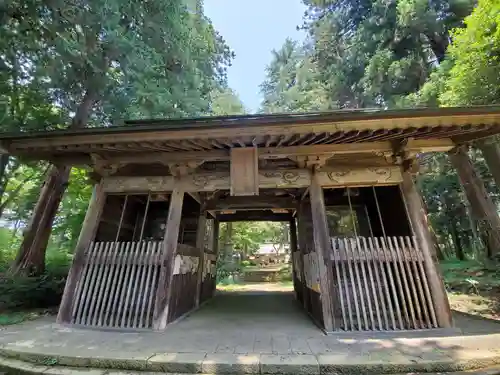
[1,107,500,332]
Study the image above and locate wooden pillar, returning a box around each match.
[296,204,309,310]
[57,182,106,324]
[194,211,207,308]
[153,187,184,330]
[449,146,500,258]
[309,172,335,332]
[400,167,453,328]
[212,219,220,296]
[289,218,298,299]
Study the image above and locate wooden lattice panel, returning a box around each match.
[71,241,162,329]
[330,236,437,331]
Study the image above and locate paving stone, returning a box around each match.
[42,367,106,374]
[234,342,255,354]
[202,353,260,374]
[271,336,291,354]
[253,336,273,354]
[317,351,423,375]
[452,350,500,371]
[289,337,313,354]
[215,343,236,353]
[0,357,49,374]
[260,354,319,375]
[147,352,206,373]
[306,338,329,354]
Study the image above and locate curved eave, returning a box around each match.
[1,106,500,161]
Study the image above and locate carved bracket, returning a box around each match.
[293,155,330,170]
[168,161,203,177]
[90,154,125,176]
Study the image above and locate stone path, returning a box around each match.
[1,287,500,374]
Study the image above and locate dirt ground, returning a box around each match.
[448,291,500,321]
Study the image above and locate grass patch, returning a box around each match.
[441,259,500,292]
[441,259,500,321]
[0,309,54,326]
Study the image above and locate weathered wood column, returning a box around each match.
[194,211,207,308]
[400,167,453,328]
[153,187,184,330]
[211,219,220,296]
[296,203,309,310]
[309,172,336,332]
[449,145,500,258]
[289,218,299,300]
[57,182,106,324]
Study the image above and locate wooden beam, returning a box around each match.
[217,211,293,222]
[101,166,404,193]
[206,196,297,210]
[309,172,336,332]
[187,192,202,204]
[230,147,259,196]
[21,139,457,166]
[400,167,452,328]
[57,183,106,324]
[405,138,455,153]
[153,188,184,330]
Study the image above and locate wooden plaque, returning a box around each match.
[230,147,259,196]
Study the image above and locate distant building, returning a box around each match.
[256,241,289,255]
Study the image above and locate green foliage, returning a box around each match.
[241,260,257,267]
[299,0,471,108]
[440,0,500,106]
[260,39,329,112]
[278,264,293,282]
[0,265,69,312]
[210,87,246,115]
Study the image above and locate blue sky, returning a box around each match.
[204,0,306,112]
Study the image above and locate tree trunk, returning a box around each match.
[0,153,9,196]
[420,195,445,260]
[449,218,466,261]
[11,90,96,275]
[10,165,71,275]
[427,33,448,64]
[477,138,500,190]
[448,146,500,259]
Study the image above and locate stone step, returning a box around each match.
[1,349,500,375]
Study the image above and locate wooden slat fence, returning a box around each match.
[167,244,199,322]
[330,236,437,331]
[71,241,162,329]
